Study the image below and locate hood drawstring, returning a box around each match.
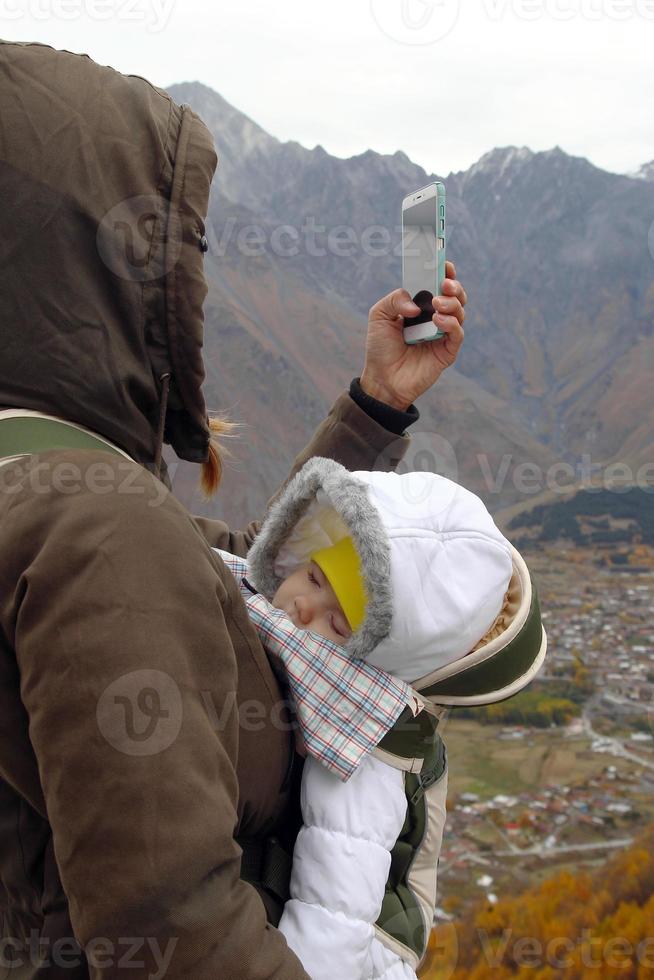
[154,372,171,481]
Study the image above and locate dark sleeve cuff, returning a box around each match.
[348,378,419,436]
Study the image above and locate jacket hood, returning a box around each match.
[247,457,547,703]
[0,40,218,477]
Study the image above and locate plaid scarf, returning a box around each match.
[217,550,415,781]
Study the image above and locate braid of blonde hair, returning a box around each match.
[200,414,242,497]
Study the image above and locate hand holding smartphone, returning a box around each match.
[402,181,446,344]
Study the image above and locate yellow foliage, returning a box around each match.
[420,826,654,980]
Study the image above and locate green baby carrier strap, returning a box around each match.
[418,574,544,700]
[375,707,446,963]
[0,415,126,461]
[238,706,446,958]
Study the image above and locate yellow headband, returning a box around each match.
[310,535,367,632]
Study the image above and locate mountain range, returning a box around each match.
[164,81,654,531]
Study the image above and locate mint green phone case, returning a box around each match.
[403,181,446,345]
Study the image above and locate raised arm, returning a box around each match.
[194,263,466,556]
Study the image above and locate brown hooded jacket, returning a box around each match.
[0,40,414,979]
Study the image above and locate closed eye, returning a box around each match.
[330,614,346,638]
[329,616,343,636]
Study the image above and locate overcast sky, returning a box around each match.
[2,0,653,176]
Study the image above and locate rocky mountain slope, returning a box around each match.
[165,82,654,528]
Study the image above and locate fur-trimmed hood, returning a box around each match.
[247,457,547,698]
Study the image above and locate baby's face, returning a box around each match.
[271,560,352,647]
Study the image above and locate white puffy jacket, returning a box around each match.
[246,458,547,980]
[279,750,446,980]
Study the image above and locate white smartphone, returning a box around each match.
[402,181,446,344]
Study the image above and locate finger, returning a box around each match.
[370,287,419,321]
[433,312,465,346]
[441,277,468,307]
[444,320,464,355]
[435,319,464,356]
[433,295,465,324]
[444,260,456,280]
